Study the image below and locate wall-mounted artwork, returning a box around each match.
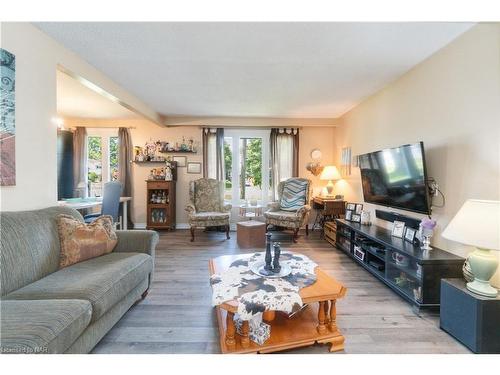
[0,48,16,186]
[340,147,351,176]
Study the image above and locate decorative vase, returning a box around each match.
[420,228,433,250]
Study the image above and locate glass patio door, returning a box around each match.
[223,129,270,211]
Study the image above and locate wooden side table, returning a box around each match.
[237,221,266,248]
[311,196,345,234]
[238,204,264,220]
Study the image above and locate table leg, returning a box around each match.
[123,201,128,230]
[241,320,250,348]
[329,300,337,331]
[317,301,327,334]
[324,300,330,325]
[225,311,236,348]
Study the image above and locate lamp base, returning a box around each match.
[467,247,499,298]
[467,279,498,297]
[325,180,334,197]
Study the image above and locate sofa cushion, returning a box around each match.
[0,299,92,354]
[0,206,83,297]
[4,252,153,323]
[280,179,308,211]
[57,214,117,268]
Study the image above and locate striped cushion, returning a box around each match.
[280,179,308,211]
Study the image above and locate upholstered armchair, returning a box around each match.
[264,178,312,243]
[185,178,232,242]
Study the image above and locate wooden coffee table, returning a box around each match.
[209,253,347,354]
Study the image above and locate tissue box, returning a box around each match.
[234,318,271,346]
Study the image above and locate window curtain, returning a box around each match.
[72,127,88,198]
[202,128,224,181]
[270,128,299,200]
[118,127,133,227]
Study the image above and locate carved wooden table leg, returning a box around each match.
[329,299,337,331]
[241,320,250,348]
[225,311,236,348]
[324,300,330,325]
[317,301,327,334]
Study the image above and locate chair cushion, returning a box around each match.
[0,299,92,354]
[4,252,153,323]
[57,214,117,268]
[190,212,230,221]
[280,179,308,211]
[264,210,301,222]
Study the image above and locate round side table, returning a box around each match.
[238,204,264,220]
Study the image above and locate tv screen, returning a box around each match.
[359,142,430,214]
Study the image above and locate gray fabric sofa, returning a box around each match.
[0,206,158,354]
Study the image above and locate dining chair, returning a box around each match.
[84,181,123,227]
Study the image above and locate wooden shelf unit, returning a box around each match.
[146,180,176,230]
[332,219,464,309]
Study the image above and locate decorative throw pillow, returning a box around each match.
[57,214,117,268]
[280,179,308,211]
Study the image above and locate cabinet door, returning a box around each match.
[386,249,423,303]
[148,207,170,227]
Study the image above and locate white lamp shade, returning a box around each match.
[320,165,341,181]
[442,199,500,251]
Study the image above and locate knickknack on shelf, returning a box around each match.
[134,137,198,162]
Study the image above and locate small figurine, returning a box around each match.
[264,232,273,274]
[272,242,281,273]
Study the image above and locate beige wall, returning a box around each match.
[65,117,335,226]
[0,23,159,211]
[334,24,500,285]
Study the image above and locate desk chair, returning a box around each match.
[84,181,122,227]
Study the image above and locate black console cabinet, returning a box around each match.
[335,219,464,308]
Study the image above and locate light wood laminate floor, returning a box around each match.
[93,229,470,354]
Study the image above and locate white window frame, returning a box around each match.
[224,129,271,207]
[86,128,119,196]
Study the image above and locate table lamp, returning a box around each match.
[320,165,341,197]
[442,199,500,297]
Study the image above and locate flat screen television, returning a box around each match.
[359,142,430,214]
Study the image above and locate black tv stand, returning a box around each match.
[334,219,464,309]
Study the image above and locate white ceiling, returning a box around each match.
[57,70,137,118]
[41,22,473,119]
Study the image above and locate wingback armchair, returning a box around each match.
[264,178,312,243]
[185,178,232,242]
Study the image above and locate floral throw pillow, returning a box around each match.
[57,214,117,268]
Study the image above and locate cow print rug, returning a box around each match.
[210,252,317,320]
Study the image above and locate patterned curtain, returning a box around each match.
[72,127,87,198]
[202,128,225,181]
[270,128,300,201]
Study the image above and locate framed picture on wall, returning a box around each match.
[172,156,187,167]
[187,162,202,174]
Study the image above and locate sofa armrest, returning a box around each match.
[114,230,159,257]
